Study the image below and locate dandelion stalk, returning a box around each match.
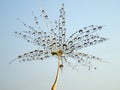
[51,50,63,90]
[51,55,61,90]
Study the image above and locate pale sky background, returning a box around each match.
[0,0,120,90]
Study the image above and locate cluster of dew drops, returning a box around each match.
[10,4,108,71]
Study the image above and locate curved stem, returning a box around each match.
[51,56,61,90]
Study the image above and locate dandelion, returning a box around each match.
[10,4,108,90]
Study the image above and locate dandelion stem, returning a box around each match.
[51,56,61,90]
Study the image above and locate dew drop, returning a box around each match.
[38,37,41,39]
[18,55,22,58]
[68,41,73,45]
[78,36,81,40]
[85,34,88,38]
[63,44,67,47]
[93,28,96,30]
[42,10,45,12]
[45,15,48,19]
[98,26,102,29]
[34,50,38,52]
[79,30,83,34]
[77,45,82,49]
[35,21,38,24]
[22,59,25,61]
[78,60,81,63]
[62,34,65,36]
[15,31,17,34]
[90,25,94,27]
[40,58,43,60]
[94,67,97,70]
[59,27,62,30]
[23,35,26,38]
[86,30,90,33]
[60,64,64,68]
[38,32,41,35]
[90,42,93,45]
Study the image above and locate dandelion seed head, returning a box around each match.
[10,4,108,71]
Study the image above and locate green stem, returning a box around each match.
[51,56,61,90]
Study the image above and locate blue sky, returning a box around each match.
[0,0,120,90]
